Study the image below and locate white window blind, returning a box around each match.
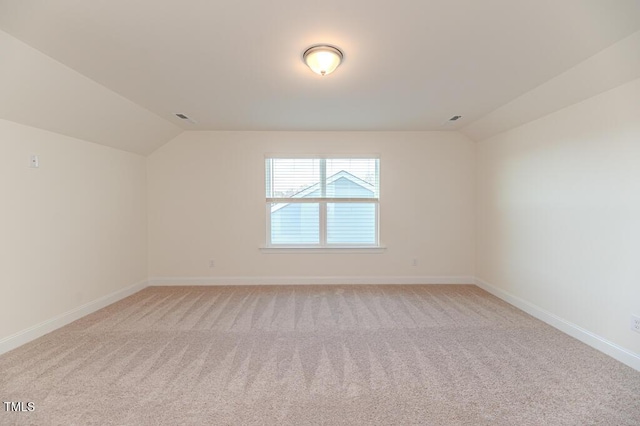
[265,157,380,247]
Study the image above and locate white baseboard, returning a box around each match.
[474,277,640,372]
[0,279,148,356]
[148,275,475,286]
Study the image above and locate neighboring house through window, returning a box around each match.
[265,157,380,247]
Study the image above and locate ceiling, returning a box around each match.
[1,0,640,153]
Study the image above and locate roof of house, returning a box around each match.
[271,170,376,213]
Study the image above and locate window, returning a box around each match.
[265,157,380,247]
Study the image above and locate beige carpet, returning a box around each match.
[1,285,639,425]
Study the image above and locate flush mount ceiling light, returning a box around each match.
[303,45,343,76]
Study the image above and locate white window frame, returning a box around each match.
[263,155,383,251]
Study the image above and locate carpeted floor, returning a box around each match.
[1,285,639,425]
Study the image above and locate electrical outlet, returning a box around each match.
[631,315,640,334]
[209,260,215,268]
[412,258,417,267]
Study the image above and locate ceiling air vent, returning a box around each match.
[174,113,196,123]
[449,115,462,121]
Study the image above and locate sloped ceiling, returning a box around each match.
[0,30,181,155]
[1,0,640,153]
[461,30,640,141]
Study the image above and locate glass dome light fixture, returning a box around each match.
[303,45,344,76]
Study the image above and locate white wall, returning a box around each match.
[476,77,640,357]
[0,119,147,342]
[148,131,475,282]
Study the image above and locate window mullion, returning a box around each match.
[320,158,327,197]
[319,159,327,245]
[320,201,327,245]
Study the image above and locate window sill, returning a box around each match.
[259,245,387,254]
